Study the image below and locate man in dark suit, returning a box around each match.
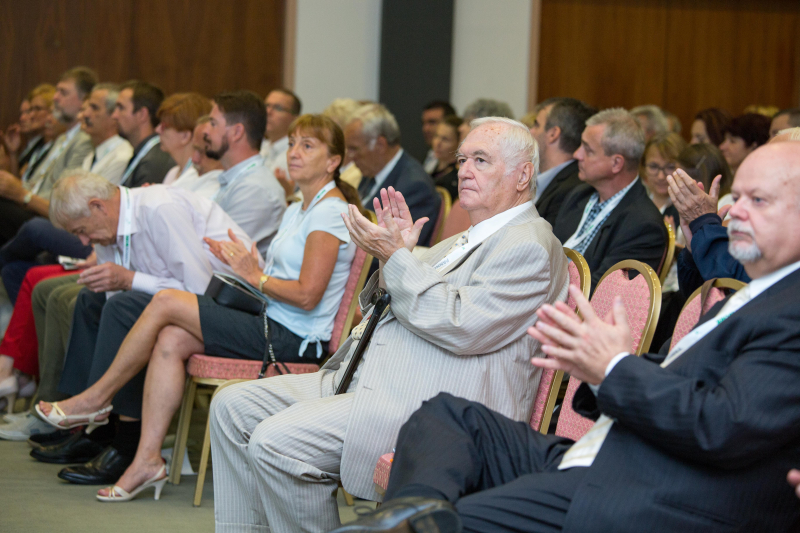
[529,98,596,226]
[346,103,440,246]
[552,108,667,290]
[333,142,800,533]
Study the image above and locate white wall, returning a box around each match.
[450,0,532,118]
[293,0,382,114]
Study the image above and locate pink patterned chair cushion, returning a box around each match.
[430,195,446,245]
[555,268,653,441]
[186,354,319,380]
[669,287,725,351]
[439,202,471,242]
[329,247,368,352]
[373,453,394,491]
[702,287,727,314]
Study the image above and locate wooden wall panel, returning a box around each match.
[0,0,284,130]
[537,0,800,140]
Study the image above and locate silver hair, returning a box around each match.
[92,83,121,115]
[463,98,515,121]
[469,116,539,195]
[323,98,361,129]
[777,127,800,141]
[630,104,669,138]
[347,103,401,147]
[586,108,646,170]
[50,169,117,229]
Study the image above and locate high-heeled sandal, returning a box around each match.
[0,376,18,415]
[96,463,168,502]
[34,402,113,434]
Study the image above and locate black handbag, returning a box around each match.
[204,272,267,315]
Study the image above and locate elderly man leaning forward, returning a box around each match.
[341,142,800,533]
[208,117,569,533]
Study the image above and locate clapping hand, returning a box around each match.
[666,170,731,252]
[527,285,632,386]
[204,229,263,286]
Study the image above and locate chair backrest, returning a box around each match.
[438,200,471,242]
[555,260,661,441]
[529,248,590,434]
[658,219,676,285]
[431,186,453,245]
[328,211,377,352]
[669,277,746,351]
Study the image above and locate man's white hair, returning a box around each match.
[586,108,645,170]
[50,169,117,229]
[778,127,800,141]
[347,103,401,148]
[469,116,539,194]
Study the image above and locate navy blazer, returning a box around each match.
[535,160,581,227]
[552,179,667,290]
[359,151,441,246]
[566,268,800,532]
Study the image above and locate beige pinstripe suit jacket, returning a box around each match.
[322,204,569,499]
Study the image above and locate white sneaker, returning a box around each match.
[0,412,57,441]
[2,411,28,423]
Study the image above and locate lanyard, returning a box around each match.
[113,187,134,270]
[22,140,53,183]
[433,232,473,272]
[179,158,194,179]
[119,136,160,186]
[562,178,637,250]
[264,180,338,275]
[212,160,260,202]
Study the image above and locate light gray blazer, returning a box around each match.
[34,128,93,200]
[322,204,570,499]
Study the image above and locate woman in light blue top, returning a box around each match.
[36,115,365,502]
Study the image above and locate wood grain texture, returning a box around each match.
[1,0,283,129]
[536,0,800,139]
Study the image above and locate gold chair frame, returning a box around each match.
[659,219,676,285]
[677,277,746,319]
[433,186,453,245]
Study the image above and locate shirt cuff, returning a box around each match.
[587,352,630,395]
[131,272,161,295]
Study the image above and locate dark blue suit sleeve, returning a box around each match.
[688,214,750,283]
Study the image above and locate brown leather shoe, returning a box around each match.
[330,497,461,533]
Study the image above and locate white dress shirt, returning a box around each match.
[364,148,404,201]
[535,159,573,202]
[170,165,222,200]
[423,149,438,174]
[94,185,256,296]
[81,135,134,185]
[214,154,286,253]
[260,136,289,178]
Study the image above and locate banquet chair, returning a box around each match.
[669,278,746,350]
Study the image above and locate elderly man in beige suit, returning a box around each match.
[209,117,569,533]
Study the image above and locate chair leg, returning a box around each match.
[342,487,355,506]
[170,377,196,486]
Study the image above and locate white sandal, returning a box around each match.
[35,402,113,434]
[96,463,168,502]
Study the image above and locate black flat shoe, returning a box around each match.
[330,497,461,533]
[57,446,133,485]
[28,427,82,449]
[29,431,107,464]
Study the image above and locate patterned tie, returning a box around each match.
[445,230,469,255]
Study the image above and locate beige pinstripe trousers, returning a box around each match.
[210,369,352,533]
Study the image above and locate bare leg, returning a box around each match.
[38,289,205,422]
[0,355,14,381]
[98,325,204,495]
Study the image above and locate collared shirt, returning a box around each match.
[81,135,134,185]
[94,185,256,296]
[423,149,438,174]
[535,159,573,202]
[363,148,404,201]
[566,177,639,255]
[26,123,92,199]
[171,167,222,200]
[215,154,286,253]
[260,136,289,177]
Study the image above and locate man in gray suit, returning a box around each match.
[210,117,569,533]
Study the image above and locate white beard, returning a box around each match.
[727,219,762,263]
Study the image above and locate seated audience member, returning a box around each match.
[642,133,687,235]
[154,93,212,186]
[690,107,731,146]
[769,107,800,138]
[430,114,461,199]
[207,91,286,252]
[553,108,667,290]
[421,101,457,173]
[630,104,668,142]
[529,97,596,226]
[323,98,363,189]
[79,83,133,184]
[2,84,55,176]
[261,88,301,196]
[663,109,682,134]
[111,80,175,187]
[0,67,96,246]
[171,117,223,198]
[208,117,569,532]
[347,103,440,246]
[37,114,361,501]
[719,113,770,176]
[17,169,255,476]
[342,141,800,533]
[458,98,514,141]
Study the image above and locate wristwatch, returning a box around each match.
[258,274,270,293]
[22,191,33,205]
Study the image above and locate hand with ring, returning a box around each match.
[204,229,264,286]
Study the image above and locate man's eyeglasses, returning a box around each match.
[265,103,291,114]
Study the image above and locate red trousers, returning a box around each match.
[0,265,74,377]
